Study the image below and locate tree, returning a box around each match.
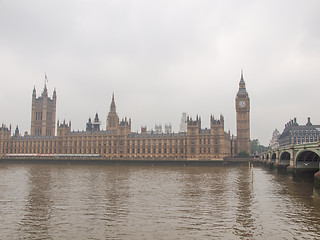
[238,150,250,158]
[250,139,268,155]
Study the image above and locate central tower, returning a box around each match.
[106,93,119,131]
[235,71,250,154]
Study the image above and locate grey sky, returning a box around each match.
[1,0,319,145]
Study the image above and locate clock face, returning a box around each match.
[239,100,246,107]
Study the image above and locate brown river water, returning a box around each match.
[0,163,319,239]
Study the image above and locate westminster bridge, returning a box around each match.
[261,142,320,171]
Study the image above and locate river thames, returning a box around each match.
[0,163,319,239]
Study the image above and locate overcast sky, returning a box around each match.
[0,0,319,145]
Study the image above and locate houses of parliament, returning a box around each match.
[0,72,250,160]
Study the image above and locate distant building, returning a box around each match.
[154,124,162,134]
[86,113,101,132]
[279,117,320,147]
[269,129,280,150]
[164,124,172,133]
[179,113,187,133]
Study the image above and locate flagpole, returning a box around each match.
[44,73,48,88]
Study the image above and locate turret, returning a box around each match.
[93,113,101,131]
[14,125,20,137]
[86,118,93,131]
[119,117,131,135]
[32,86,36,101]
[42,84,48,97]
[57,120,71,137]
[210,114,224,135]
[0,124,11,139]
[53,88,57,101]
[210,114,224,128]
[0,124,11,156]
[187,116,201,135]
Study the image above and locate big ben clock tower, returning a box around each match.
[235,71,250,154]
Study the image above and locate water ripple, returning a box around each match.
[0,164,319,239]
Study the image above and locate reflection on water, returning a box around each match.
[0,163,319,239]
[18,167,53,239]
[233,168,256,238]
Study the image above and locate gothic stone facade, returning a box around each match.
[0,73,250,160]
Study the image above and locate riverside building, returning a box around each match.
[278,117,320,147]
[0,72,251,160]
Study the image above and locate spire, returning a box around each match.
[42,85,48,96]
[239,69,245,86]
[53,88,57,100]
[106,93,119,130]
[14,125,19,137]
[32,86,36,97]
[110,93,116,112]
[237,70,248,97]
[94,113,99,122]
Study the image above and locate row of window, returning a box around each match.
[292,129,319,134]
[293,135,319,144]
[7,141,58,148]
[3,146,220,155]
[61,139,219,147]
[61,135,220,144]
[4,137,222,149]
[63,139,186,146]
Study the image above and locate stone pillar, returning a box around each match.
[315,171,320,188]
[287,145,295,172]
[314,160,320,187]
[289,146,294,167]
[275,149,279,165]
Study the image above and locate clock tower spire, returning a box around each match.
[235,70,250,155]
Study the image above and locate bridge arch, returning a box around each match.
[295,149,320,169]
[271,152,276,162]
[266,154,269,161]
[279,151,290,166]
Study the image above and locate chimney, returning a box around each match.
[306,117,312,126]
